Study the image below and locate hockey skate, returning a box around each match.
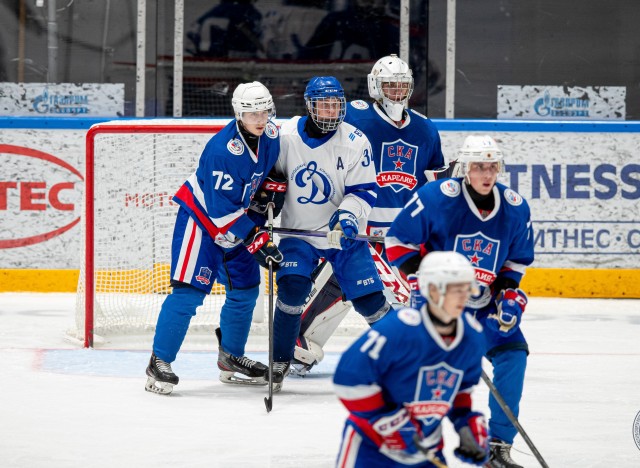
[145,353,179,395]
[485,438,523,468]
[215,328,268,385]
[270,361,291,392]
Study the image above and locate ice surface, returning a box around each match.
[2,293,640,467]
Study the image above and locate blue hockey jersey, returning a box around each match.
[344,101,444,235]
[173,120,280,245]
[386,178,534,311]
[334,306,485,460]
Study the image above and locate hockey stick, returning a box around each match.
[412,434,449,468]
[264,203,275,413]
[481,370,549,468]
[272,226,384,244]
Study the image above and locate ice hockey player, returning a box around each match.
[345,53,447,247]
[334,251,489,467]
[265,76,391,390]
[385,135,535,468]
[289,54,451,376]
[145,81,283,395]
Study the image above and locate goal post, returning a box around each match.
[76,118,368,349]
[78,119,248,347]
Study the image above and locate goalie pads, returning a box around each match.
[293,245,411,370]
[293,261,352,367]
[368,243,410,306]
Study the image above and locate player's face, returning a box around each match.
[314,97,342,118]
[441,283,472,318]
[381,81,411,102]
[467,162,499,195]
[241,110,270,136]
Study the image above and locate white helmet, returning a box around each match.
[453,135,504,178]
[231,81,275,121]
[418,251,478,301]
[368,54,413,121]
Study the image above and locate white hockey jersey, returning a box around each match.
[275,116,378,249]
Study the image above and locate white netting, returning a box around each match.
[75,120,233,339]
[75,119,367,344]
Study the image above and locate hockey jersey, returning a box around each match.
[386,178,534,311]
[275,115,377,249]
[344,101,444,236]
[173,119,280,247]
[334,307,485,463]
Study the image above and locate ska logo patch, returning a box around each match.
[376,139,419,193]
[227,139,244,155]
[350,100,369,110]
[440,179,461,197]
[405,362,464,425]
[195,267,212,285]
[504,188,523,206]
[265,122,278,139]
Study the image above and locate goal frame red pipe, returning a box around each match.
[83,123,225,347]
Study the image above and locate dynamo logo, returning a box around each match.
[293,161,335,205]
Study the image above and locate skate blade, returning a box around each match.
[219,371,268,386]
[289,363,312,377]
[145,376,174,395]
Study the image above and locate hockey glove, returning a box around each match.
[243,226,283,270]
[425,159,458,182]
[371,408,427,457]
[449,409,489,465]
[486,288,528,336]
[327,210,358,250]
[407,274,426,310]
[249,174,287,218]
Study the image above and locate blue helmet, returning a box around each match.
[304,76,346,132]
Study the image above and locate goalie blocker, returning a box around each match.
[293,244,409,373]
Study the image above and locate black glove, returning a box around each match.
[449,408,489,465]
[243,226,283,270]
[249,174,287,218]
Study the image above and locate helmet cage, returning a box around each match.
[368,54,414,121]
[304,76,346,132]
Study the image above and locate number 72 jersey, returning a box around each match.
[173,119,281,244]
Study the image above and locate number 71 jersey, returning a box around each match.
[333,307,485,445]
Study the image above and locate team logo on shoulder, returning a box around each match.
[398,308,421,326]
[440,179,461,197]
[265,122,278,139]
[195,267,212,285]
[350,100,369,110]
[504,188,523,206]
[227,139,244,155]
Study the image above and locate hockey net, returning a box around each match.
[75,119,368,348]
